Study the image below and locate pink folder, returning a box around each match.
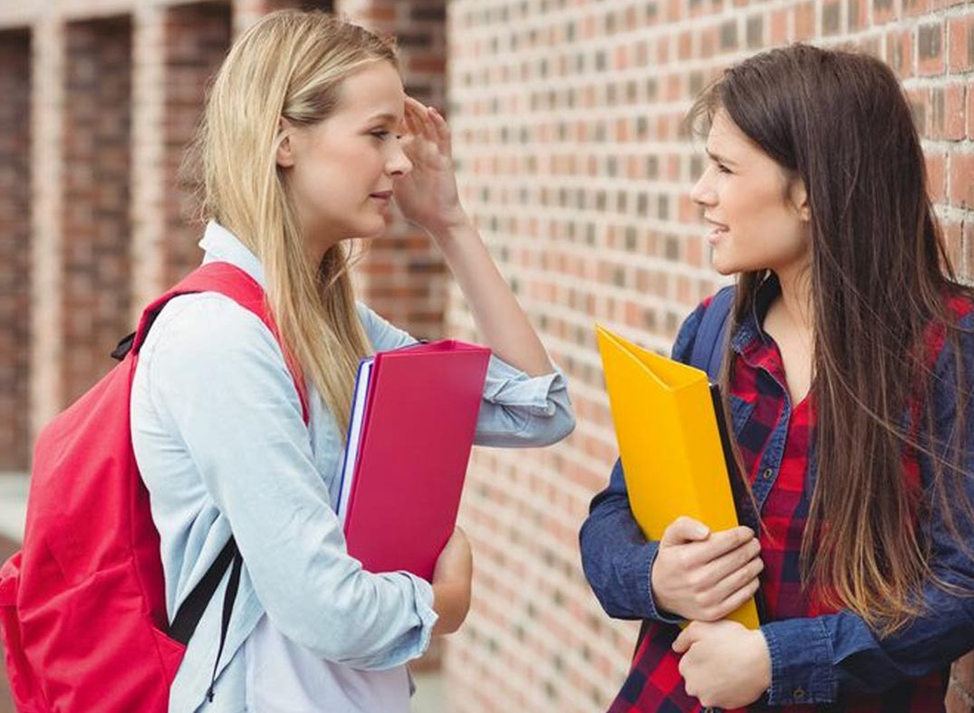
[338,340,491,581]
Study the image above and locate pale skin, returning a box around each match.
[276,61,557,636]
[650,109,814,708]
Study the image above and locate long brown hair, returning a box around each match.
[689,44,974,636]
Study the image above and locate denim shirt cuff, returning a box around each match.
[481,356,566,416]
[642,541,685,624]
[761,617,838,705]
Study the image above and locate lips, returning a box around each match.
[704,216,729,245]
[370,191,393,201]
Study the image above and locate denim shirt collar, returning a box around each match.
[199,220,266,289]
[730,272,782,361]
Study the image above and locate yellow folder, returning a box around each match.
[596,324,761,629]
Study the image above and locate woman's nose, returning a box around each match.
[690,172,717,207]
[388,142,413,177]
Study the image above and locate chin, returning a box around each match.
[350,217,388,239]
[710,251,737,276]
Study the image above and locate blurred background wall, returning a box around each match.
[1,0,973,711]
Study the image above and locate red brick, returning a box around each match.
[903,0,930,15]
[965,221,974,278]
[907,87,928,134]
[929,86,966,141]
[795,1,816,41]
[946,83,967,141]
[771,8,788,43]
[848,0,868,32]
[943,221,963,271]
[822,0,842,35]
[918,22,945,76]
[873,0,900,24]
[926,150,946,202]
[950,152,974,208]
[948,14,974,73]
[887,28,915,78]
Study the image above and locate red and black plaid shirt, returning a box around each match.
[607,285,973,713]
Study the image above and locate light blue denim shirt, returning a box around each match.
[131,222,575,712]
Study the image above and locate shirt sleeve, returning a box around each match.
[144,295,437,669]
[759,310,974,705]
[355,302,575,447]
[578,302,708,622]
[579,458,684,623]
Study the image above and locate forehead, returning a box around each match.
[706,109,756,153]
[331,61,405,122]
[705,108,790,184]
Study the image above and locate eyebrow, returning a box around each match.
[365,112,402,125]
[705,148,737,166]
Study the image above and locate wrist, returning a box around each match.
[649,565,679,619]
[423,208,473,241]
[751,629,773,692]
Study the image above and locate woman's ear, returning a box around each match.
[790,177,811,222]
[276,117,296,168]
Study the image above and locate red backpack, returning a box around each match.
[0,262,306,712]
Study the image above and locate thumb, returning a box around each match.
[672,621,702,654]
[661,516,710,546]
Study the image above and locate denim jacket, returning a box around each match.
[131,221,575,712]
[580,286,974,707]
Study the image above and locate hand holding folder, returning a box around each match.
[595,324,763,629]
[338,340,491,581]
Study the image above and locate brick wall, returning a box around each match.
[5,0,972,710]
[62,16,133,404]
[445,1,974,712]
[0,31,31,472]
[162,3,233,287]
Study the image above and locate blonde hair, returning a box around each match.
[188,10,398,430]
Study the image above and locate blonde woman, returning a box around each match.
[131,10,574,712]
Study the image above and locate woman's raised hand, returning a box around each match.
[651,516,763,622]
[394,96,466,234]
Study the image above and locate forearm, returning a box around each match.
[580,460,683,622]
[428,214,553,376]
[431,579,471,636]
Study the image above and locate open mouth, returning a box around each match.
[704,217,729,243]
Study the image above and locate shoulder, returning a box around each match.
[928,290,974,371]
[671,285,735,363]
[140,292,285,375]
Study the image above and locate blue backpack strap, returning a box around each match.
[689,285,735,380]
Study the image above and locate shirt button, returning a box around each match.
[762,468,773,480]
[793,688,806,700]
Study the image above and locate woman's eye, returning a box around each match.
[716,162,732,174]
[370,130,390,140]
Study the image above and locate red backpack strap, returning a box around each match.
[132,262,310,423]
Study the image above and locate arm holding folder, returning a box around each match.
[583,322,764,629]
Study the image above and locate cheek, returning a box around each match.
[723,182,793,236]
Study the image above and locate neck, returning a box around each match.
[774,260,814,334]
